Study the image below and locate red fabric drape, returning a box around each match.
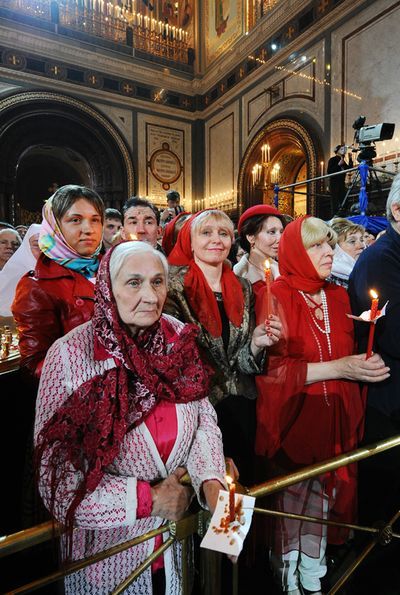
[168,211,244,337]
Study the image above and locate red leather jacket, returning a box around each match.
[12,254,96,377]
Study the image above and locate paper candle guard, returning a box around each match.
[347,301,388,323]
[200,490,255,556]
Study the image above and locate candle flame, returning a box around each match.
[225,475,233,486]
[264,259,271,271]
[130,233,138,241]
[370,289,378,299]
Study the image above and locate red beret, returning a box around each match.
[237,204,282,234]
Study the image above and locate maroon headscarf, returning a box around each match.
[161,211,190,256]
[168,211,244,337]
[278,215,327,293]
[35,242,211,554]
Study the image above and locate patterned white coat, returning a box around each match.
[34,314,226,595]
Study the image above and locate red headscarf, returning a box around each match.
[35,241,211,555]
[161,211,190,256]
[278,215,327,293]
[168,211,244,337]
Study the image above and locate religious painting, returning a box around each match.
[153,0,194,44]
[205,0,243,65]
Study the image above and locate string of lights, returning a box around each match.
[247,55,362,100]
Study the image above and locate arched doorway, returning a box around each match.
[0,91,135,224]
[238,118,320,217]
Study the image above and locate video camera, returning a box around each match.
[351,115,395,162]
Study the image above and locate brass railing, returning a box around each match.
[0,0,192,65]
[2,435,400,594]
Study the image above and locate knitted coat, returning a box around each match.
[34,314,226,595]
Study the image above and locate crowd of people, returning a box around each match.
[1,178,398,595]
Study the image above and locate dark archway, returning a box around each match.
[0,91,135,224]
[238,118,321,217]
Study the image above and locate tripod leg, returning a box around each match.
[337,171,360,215]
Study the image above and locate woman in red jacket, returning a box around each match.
[12,184,104,378]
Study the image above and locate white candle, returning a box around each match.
[320,161,324,177]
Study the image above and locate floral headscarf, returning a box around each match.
[38,194,101,278]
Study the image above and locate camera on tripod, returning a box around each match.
[351,115,395,162]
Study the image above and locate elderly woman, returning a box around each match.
[0,227,21,270]
[255,216,389,595]
[12,185,104,377]
[34,241,226,595]
[328,219,365,289]
[0,224,41,317]
[234,204,285,295]
[165,209,281,485]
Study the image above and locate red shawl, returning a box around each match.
[168,211,244,337]
[35,242,210,555]
[161,211,190,256]
[278,215,326,293]
[255,217,364,544]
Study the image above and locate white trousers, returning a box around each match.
[269,479,330,592]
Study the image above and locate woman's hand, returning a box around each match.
[151,467,194,521]
[335,353,390,383]
[250,314,282,357]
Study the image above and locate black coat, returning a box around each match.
[348,223,400,417]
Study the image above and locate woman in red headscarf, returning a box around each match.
[255,216,389,595]
[165,209,282,485]
[161,211,191,256]
[234,204,286,296]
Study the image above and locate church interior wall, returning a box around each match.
[330,0,400,158]
[0,0,398,217]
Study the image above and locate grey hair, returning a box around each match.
[109,241,168,286]
[0,228,22,242]
[386,173,400,222]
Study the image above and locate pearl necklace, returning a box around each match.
[299,289,332,406]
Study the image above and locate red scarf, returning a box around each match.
[168,211,244,337]
[161,211,190,256]
[278,215,326,293]
[35,242,211,555]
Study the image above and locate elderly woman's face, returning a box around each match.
[113,253,167,335]
[59,198,103,256]
[306,240,334,280]
[339,231,365,261]
[191,218,232,267]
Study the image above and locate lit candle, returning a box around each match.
[366,289,379,359]
[226,475,236,523]
[320,161,324,177]
[130,233,138,241]
[264,259,272,319]
[369,289,379,320]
